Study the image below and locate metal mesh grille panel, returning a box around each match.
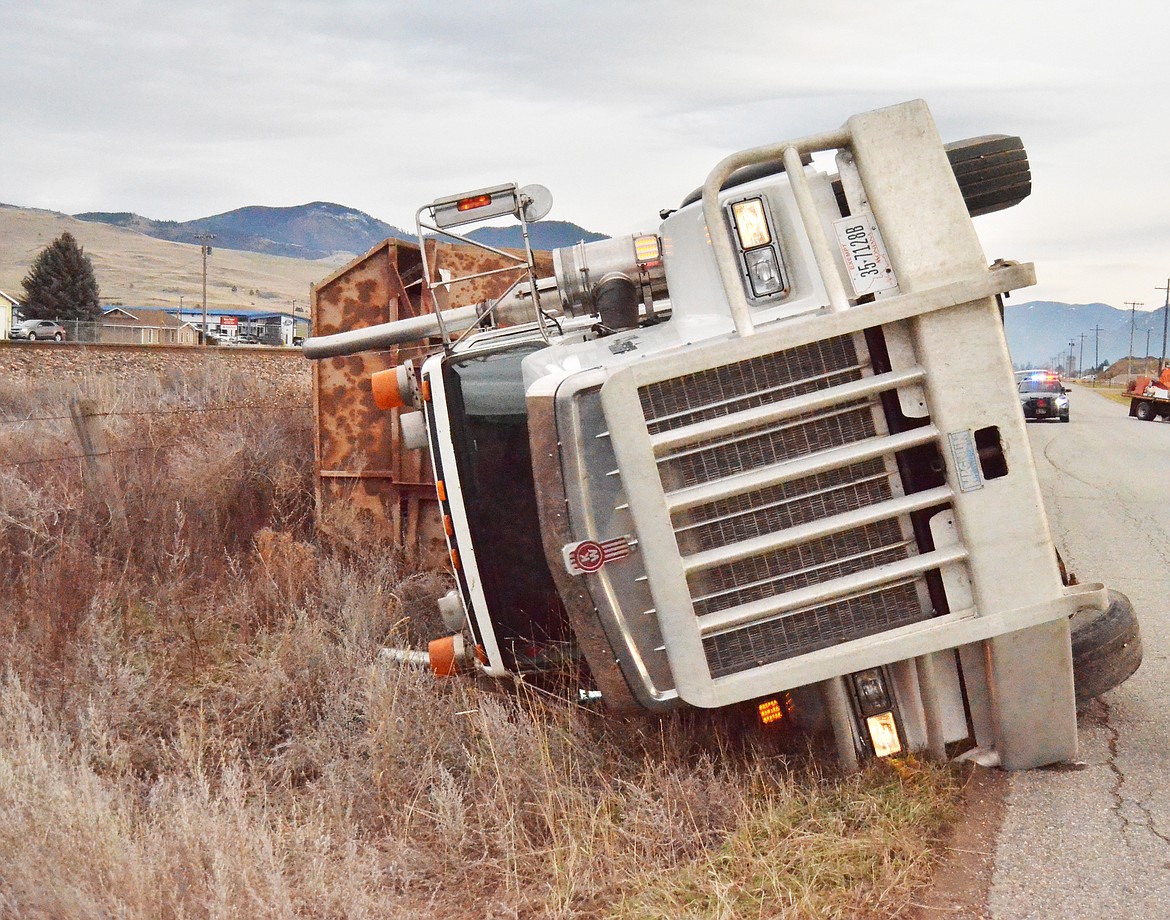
[676,458,893,553]
[703,581,927,678]
[690,519,910,617]
[630,334,936,681]
[640,335,861,434]
[659,402,876,491]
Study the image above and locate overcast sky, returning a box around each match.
[2,0,1167,308]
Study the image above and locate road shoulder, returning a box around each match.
[910,765,1008,919]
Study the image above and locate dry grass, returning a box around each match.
[0,369,963,919]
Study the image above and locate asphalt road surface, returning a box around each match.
[988,385,1170,918]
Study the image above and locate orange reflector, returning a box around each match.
[758,698,784,725]
[450,548,460,570]
[435,479,447,501]
[443,514,454,536]
[420,378,432,402]
[457,194,493,212]
[428,636,458,677]
[370,367,404,410]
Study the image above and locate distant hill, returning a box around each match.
[0,204,338,311]
[75,202,414,260]
[75,203,610,262]
[465,221,607,251]
[1004,300,1170,370]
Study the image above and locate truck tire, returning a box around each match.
[1135,400,1157,421]
[944,135,1032,217]
[1070,590,1142,708]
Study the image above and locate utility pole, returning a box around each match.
[1158,279,1170,372]
[1092,324,1103,373]
[1147,328,1153,360]
[1068,339,1077,377]
[1125,301,1143,381]
[194,232,215,346]
[1078,332,1086,375]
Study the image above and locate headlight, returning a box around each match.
[731,198,772,248]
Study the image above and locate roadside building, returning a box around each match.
[0,290,20,340]
[100,307,200,345]
[169,305,310,345]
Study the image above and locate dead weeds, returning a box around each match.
[0,370,964,919]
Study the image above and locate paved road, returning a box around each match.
[989,386,1170,918]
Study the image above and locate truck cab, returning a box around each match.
[307,100,1119,771]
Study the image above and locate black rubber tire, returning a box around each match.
[1060,414,1070,423]
[1135,401,1157,421]
[27,332,36,341]
[682,134,1031,217]
[1070,589,1142,708]
[54,332,63,341]
[943,135,1031,217]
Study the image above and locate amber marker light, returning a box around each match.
[758,698,784,726]
[457,194,493,212]
[634,234,661,263]
[428,636,458,677]
[370,368,404,410]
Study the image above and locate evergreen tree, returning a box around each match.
[21,231,101,321]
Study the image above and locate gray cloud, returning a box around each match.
[2,0,1168,307]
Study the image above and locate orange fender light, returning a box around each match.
[428,636,458,677]
[371,368,404,410]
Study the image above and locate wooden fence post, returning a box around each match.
[68,398,131,547]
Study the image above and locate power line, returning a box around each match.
[1157,279,1170,372]
[1125,302,1143,380]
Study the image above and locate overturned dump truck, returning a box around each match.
[306,100,1140,770]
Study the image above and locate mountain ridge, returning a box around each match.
[1004,299,1170,370]
[73,202,608,260]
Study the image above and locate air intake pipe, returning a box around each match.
[552,234,667,329]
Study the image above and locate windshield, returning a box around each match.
[442,343,571,670]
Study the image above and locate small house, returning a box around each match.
[0,290,20,340]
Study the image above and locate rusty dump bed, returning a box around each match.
[310,238,551,565]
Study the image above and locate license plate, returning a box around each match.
[833,213,899,298]
[1036,408,1047,415]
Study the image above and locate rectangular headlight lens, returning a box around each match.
[731,198,772,249]
[744,247,783,297]
[866,712,902,758]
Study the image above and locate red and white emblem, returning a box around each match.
[563,536,632,575]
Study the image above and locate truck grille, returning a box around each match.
[703,581,923,677]
[637,334,944,677]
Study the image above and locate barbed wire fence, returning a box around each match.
[0,401,315,471]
